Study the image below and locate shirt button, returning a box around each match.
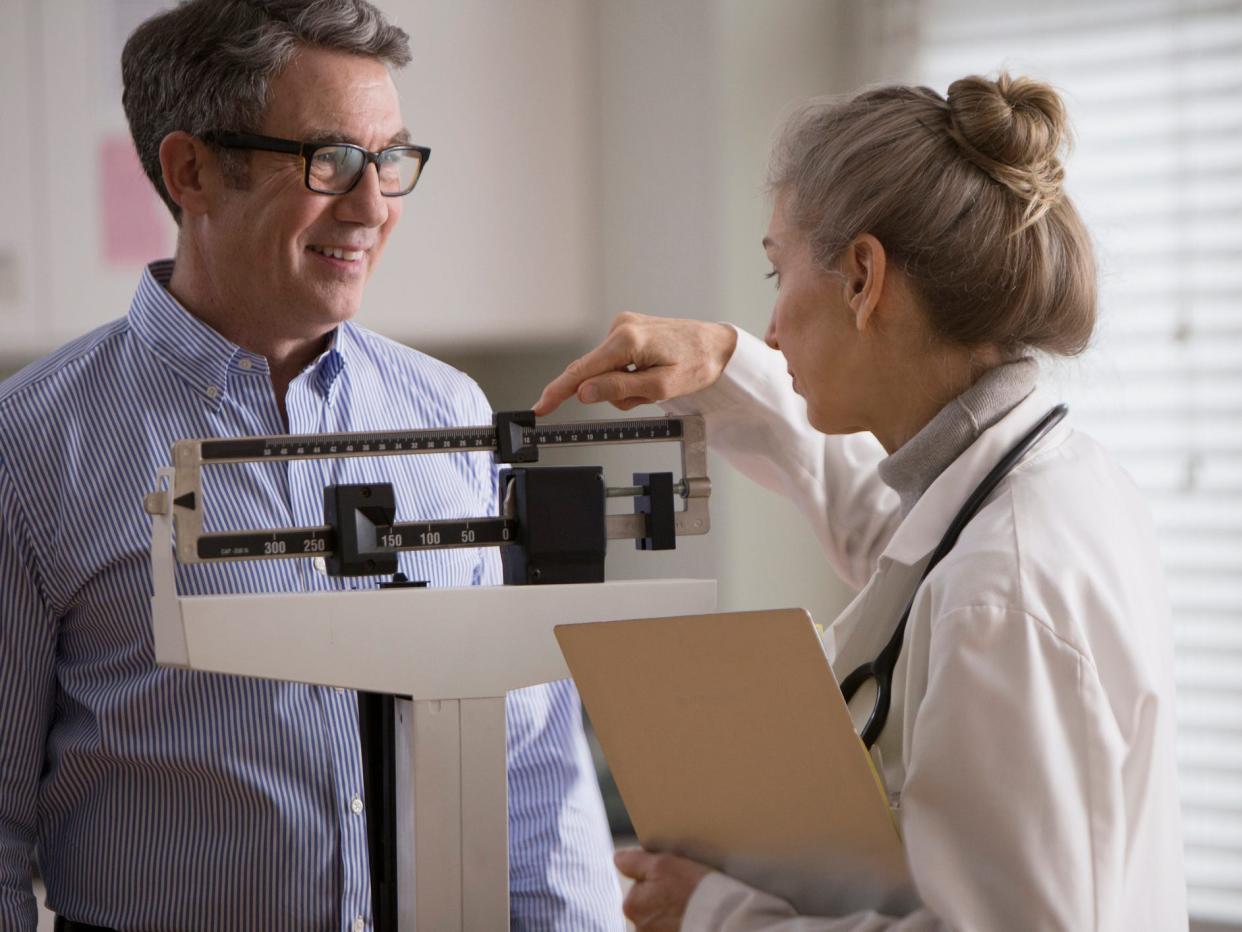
[350,795,364,815]
[353,917,365,932]
[335,687,346,695]
[205,385,219,399]
[314,556,327,574]
[238,358,253,370]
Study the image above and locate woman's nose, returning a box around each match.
[764,314,779,350]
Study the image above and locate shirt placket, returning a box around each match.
[286,366,372,932]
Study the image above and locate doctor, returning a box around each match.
[537,74,1188,930]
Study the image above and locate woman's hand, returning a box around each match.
[533,313,738,416]
[615,848,713,931]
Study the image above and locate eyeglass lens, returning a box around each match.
[307,145,423,195]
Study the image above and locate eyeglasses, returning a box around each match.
[203,131,431,196]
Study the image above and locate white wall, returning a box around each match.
[0,0,182,357]
[593,0,857,619]
[365,0,604,349]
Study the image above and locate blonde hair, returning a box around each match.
[769,73,1096,356]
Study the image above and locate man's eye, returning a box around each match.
[314,149,348,167]
[765,270,779,286]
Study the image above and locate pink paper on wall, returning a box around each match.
[99,135,172,265]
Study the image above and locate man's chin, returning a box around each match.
[326,300,362,322]
[303,287,365,327]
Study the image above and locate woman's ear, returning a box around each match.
[842,234,888,332]
[159,131,214,218]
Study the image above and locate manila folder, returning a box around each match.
[556,608,916,917]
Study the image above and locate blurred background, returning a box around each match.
[1,0,1238,928]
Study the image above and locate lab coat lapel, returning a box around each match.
[825,552,930,794]
[822,385,1060,674]
[825,558,928,681]
[823,388,1069,793]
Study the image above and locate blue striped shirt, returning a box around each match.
[0,261,622,932]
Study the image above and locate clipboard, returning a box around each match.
[556,608,916,917]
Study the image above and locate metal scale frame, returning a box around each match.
[143,411,716,931]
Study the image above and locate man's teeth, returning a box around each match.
[310,245,364,261]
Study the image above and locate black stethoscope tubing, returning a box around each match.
[839,404,1070,749]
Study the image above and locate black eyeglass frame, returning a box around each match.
[202,131,431,197]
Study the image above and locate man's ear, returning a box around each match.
[841,233,888,332]
[158,131,214,218]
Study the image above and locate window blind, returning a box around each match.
[890,0,1242,924]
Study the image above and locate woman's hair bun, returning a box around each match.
[945,73,1069,226]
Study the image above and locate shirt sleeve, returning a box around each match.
[0,457,57,932]
[661,327,901,589]
[458,379,623,930]
[505,682,624,931]
[684,604,1113,932]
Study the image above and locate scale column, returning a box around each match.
[461,698,509,930]
[396,697,509,931]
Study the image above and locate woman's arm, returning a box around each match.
[536,316,901,588]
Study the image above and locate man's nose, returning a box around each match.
[335,161,389,227]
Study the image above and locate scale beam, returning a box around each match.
[144,412,709,568]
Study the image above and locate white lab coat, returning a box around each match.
[663,330,1188,932]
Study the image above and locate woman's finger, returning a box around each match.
[575,369,668,408]
[533,330,643,416]
[613,396,651,412]
[614,846,656,880]
[624,881,671,930]
[534,315,737,416]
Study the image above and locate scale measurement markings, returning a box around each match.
[380,518,515,549]
[521,418,682,446]
[200,429,499,462]
[198,528,335,560]
[196,418,684,462]
[197,519,517,560]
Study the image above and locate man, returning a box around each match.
[0,2,621,929]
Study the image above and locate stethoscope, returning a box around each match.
[839,404,1069,749]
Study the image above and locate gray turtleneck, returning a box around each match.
[877,358,1040,518]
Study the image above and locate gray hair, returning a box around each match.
[769,73,1096,357]
[122,0,412,222]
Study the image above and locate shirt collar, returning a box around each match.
[879,387,1071,567]
[314,326,348,402]
[128,260,349,409]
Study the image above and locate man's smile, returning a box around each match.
[307,244,366,261]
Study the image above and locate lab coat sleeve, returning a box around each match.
[0,458,56,932]
[684,872,945,931]
[661,327,899,589]
[683,603,1111,932]
[898,604,1110,929]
